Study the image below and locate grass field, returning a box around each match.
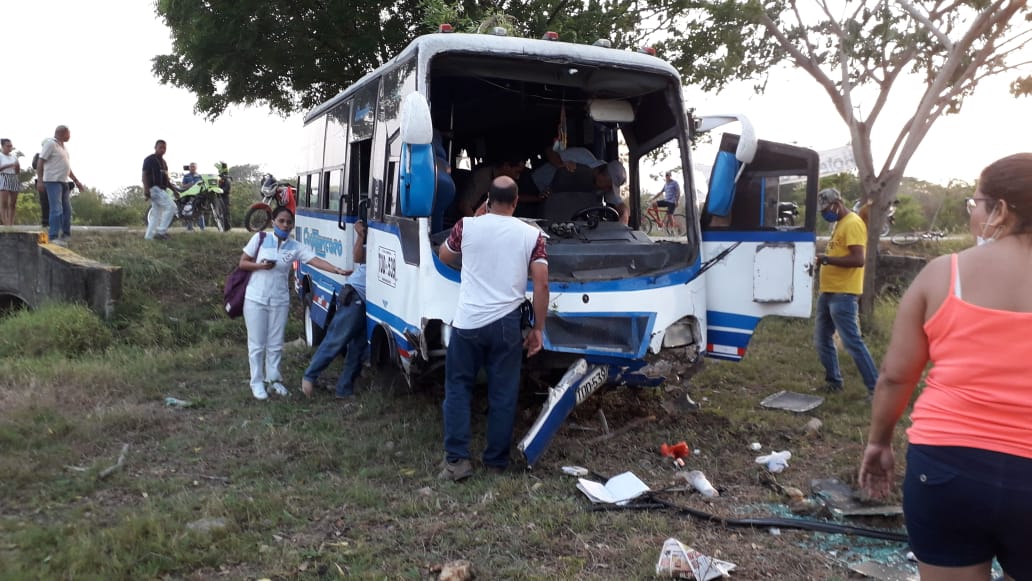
[0,231,942,580]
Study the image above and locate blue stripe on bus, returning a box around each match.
[364,302,417,351]
[706,352,743,361]
[706,310,761,330]
[701,230,815,243]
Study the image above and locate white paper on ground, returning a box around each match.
[576,471,651,505]
[655,537,737,580]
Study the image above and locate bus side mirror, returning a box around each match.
[399,93,435,218]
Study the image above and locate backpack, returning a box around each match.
[31,153,40,171]
[223,232,266,318]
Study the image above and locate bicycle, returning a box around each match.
[642,201,685,236]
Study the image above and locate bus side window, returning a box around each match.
[385,160,398,216]
[300,174,311,208]
[350,139,372,217]
[310,172,321,209]
[328,169,343,212]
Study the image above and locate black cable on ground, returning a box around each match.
[588,496,908,543]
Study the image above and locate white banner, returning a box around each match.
[779,144,856,184]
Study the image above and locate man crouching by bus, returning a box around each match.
[437,176,549,481]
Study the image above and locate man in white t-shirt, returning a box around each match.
[35,125,85,245]
[437,176,549,481]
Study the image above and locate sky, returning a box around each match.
[6,1,1030,197]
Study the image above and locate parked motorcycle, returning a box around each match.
[245,174,297,232]
[144,163,231,232]
[852,199,897,237]
[776,201,799,226]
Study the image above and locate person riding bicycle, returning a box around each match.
[650,171,681,227]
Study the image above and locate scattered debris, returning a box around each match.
[802,417,823,436]
[760,390,824,413]
[577,471,651,505]
[848,560,918,580]
[811,478,902,517]
[678,470,718,498]
[186,517,229,533]
[562,466,590,477]
[585,415,656,444]
[655,537,737,579]
[438,559,475,581]
[660,441,691,467]
[748,442,762,451]
[98,443,129,480]
[755,450,792,473]
[596,409,610,434]
[417,487,433,497]
[164,396,193,408]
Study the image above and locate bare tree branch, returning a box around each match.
[896,0,954,50]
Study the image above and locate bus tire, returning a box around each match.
[304,293,326,347]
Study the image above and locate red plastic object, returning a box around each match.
[660,441,690,460]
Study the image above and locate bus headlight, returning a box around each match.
[662,318,700,348]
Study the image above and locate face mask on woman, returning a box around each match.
[976,206,1000,246]
[273,225,291,240]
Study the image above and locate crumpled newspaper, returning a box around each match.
[655,538,736,579]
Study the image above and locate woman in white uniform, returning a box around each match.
[240,207,351,400]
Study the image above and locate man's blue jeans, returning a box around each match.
[303,296,366,397]
[44,181,71,240]
[814,292,879,392]
[443,308,523,469]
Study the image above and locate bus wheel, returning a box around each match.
[304,293,326,347]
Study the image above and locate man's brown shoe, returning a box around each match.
[438,459,473,482]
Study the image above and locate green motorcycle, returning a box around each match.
[144,163,231,232]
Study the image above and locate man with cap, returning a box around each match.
[814,187,878,398]
[531,146,629,224]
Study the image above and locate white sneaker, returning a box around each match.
[269,382,288,396]
[251,384,269,400]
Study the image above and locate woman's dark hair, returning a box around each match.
[979,153,1032,233]
[271,206,294,221]
[0,138,10,147]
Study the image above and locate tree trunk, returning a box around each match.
[859,173,903,322]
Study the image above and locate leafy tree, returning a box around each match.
[892,195,925,233]
[677,0,1032,315]
[152,0,749,119]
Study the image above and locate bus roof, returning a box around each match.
[303,32,680,124]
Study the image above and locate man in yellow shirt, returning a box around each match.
[814,188,878,397]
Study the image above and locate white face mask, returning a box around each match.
[976,206,999,246]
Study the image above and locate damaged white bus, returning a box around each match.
[293,29,819,467]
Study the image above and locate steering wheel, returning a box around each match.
[570,205,620,224]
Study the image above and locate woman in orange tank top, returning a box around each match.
[859,153,1032,581]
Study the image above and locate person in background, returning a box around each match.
[530,146,629,224]
[859,153,1032,581]
[240,207,351,401]
[142,140,179,241]
[35,125,85,246]
[0,139,20,226]
[301,219,368,399]
[180,162,205,232]
[813,187,878,397]
[650,171,681,229]
[448,155,528,226]
[437,176,548,481]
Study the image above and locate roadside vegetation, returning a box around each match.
[0,231,961,579]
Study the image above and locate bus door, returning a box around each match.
[699,133,819,361]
